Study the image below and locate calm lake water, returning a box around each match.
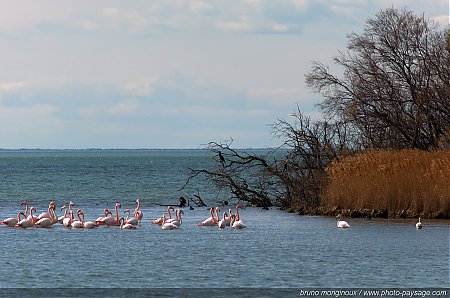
[0,150,448,291]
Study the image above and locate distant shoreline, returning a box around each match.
[0,147,275,152]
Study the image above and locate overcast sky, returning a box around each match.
[0,0,447,149]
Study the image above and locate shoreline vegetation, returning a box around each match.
[290,149,450,219]
[185,8,449,220]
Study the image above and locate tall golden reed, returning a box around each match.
[322,149,450,218]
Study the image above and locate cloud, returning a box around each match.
[102,8,120,17]
[107,101,138,116]
[124,78,157,96]
[291,0,310,11]
[216,16,253,32]
[0,81,27,91]
[248,88,301,107]
[189,1,215,14]
[79,20,98,31]
[431,15,449,27]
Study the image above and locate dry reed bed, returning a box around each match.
[322,149,450,218]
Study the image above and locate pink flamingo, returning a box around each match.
[166,209,183,227]
[21,201,38,222]
[15,207,36,228]
[218,211,229,229]
[77,210,98,229]
[134,198,143,220]
[71,209,84,228]
[197,207,220,226]
[124,209,139,226]
[58,205,68,224]
[95,208,112,223]
[36,201,56,220]
[161,214,178,230]
[230,205,246,229]
[151,206,174,225]
[97,203,121,226]
[0,211,23,227]
[34,205,58,228]
[119,217,137,229]
[63,209,75,228]
[0,201,27,227]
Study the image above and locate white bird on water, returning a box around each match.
[336,214,350,228]
[416,217,423,230]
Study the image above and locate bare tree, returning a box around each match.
[306,8,450,150]
[182,109,353,209]
[271,108,354,209]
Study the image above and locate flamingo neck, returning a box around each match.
[23,203,29,216]
[167,207,173,219]
[51,207,57,223]
[18,212,25,221]
[30,208,35,224]
[115,205,120,221]
[215,208,220,223]
[235,207,240,221]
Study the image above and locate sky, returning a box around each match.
[0,0,447,149]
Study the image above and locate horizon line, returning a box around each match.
[0,147,277,151]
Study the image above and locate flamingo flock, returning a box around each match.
[0,199,247,231]
[0,200,428,231]
[0,198,144,230]
[195,204,246,229]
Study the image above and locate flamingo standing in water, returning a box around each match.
[78,210,98,229]
[71,210,84,228]
[416,217,423,230]
[124,209,139,226]
[16,207,36,228]
[134,198,143,221]
[229,214,246,229]
[0,201,26,227]
[119,217,137,229]
[161,214,178,230]
[166,209,183,227]
[151,206,174,225]
[336,214,350,228]
[230,205,246,229]
[96,203,121,226]
[0,211,23,227]
[58,205,68,224]
[63,210,75,228]
[218,211,229,229]
[197,207,220,226]
[95,208,112,223]
[36,201,56,221]
[21,201,39,222]
[34,204,58,228]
